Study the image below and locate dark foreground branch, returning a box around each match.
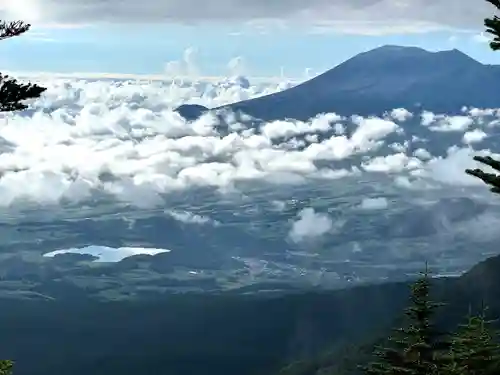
[0,21,30,41]
[465,156,500,193]
[0,74,46,112]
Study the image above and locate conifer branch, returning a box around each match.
[0,21,30,41]
[0,20,46,112]
[465,156,500,194]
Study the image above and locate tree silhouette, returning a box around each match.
[465,156,500,194]
[0,19,46,374]
[445,304,500,375]
[0,20,46,112]
[0,360,12,375]
[362,266,450,375]
[485,0,500,51]
[465,0,500,190]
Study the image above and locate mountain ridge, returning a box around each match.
[176,45,500,122]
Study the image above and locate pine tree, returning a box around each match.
[446,304,500,375]
[465,156,500,194]
[0,19,46,375]
[0,360,13,375]
[485,0,500,51]
[0,20,46,112]
[466,0,500,189]
[361,266,449,375]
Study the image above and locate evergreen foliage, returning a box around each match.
[359,277,500,375]
[0,360,13,375]
[0,20,46,112]
[466,0,500,188]
[445,305,500,375]
[485,0,500,50]
[361,267,449,375]
[465,156,500,194]
[0,18,46,374]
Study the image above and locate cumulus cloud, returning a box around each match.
[166,209,220,225]
[420,147,496,186]
[389,108,413,122]
[0,75,498,209]
[427,115,473,132]
[163,47,200,78]
[0,0,492,34]
[227,56,246,77]
[413,148,432,160]
[1,74,500,276]
[288,208,333,243]
[463,129,487,144]
[362,153,421,173]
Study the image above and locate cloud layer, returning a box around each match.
[0,74,499,282]
[0,0,493,34]
[0,75,497,209]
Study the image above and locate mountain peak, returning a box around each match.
[200,45,500,122]
[370,44,429,53]
[435,48,480,64]
[351,45,479,65]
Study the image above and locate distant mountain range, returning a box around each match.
[176,45,500,121]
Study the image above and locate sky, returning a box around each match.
[0,0,500,78]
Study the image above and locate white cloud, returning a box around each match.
[227,56,246,77]
[0,75,498,209]
[362,153,421,173]
[462,129,487,144]
[427,115,473,132]
[413,148,432,160]
[421,147,496,186]
[1,0,45,23]
[288,208,333,243]
[165,209,220,225]
[389,108,413,122]
[468,108,496,117]
[0,0,492,35]
[260,113,341,140]
[421,111,436,126]
[471,32,490,44]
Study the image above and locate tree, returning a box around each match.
[361,266,449,375]
[0,19,46,375]
[0,20,46,112]
[485,0,500,51]
[0,360,13,375]
[445,304,500,375]
[465,156,500,194]
[466,0,500,188]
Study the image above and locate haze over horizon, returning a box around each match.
[0,0,499,78]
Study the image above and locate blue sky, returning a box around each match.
[0,0,498,78]
[1,24,497,78]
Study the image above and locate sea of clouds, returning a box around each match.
[0,74,499,280]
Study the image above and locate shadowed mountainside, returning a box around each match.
[176,45,500,122]
[2,253,500,375]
